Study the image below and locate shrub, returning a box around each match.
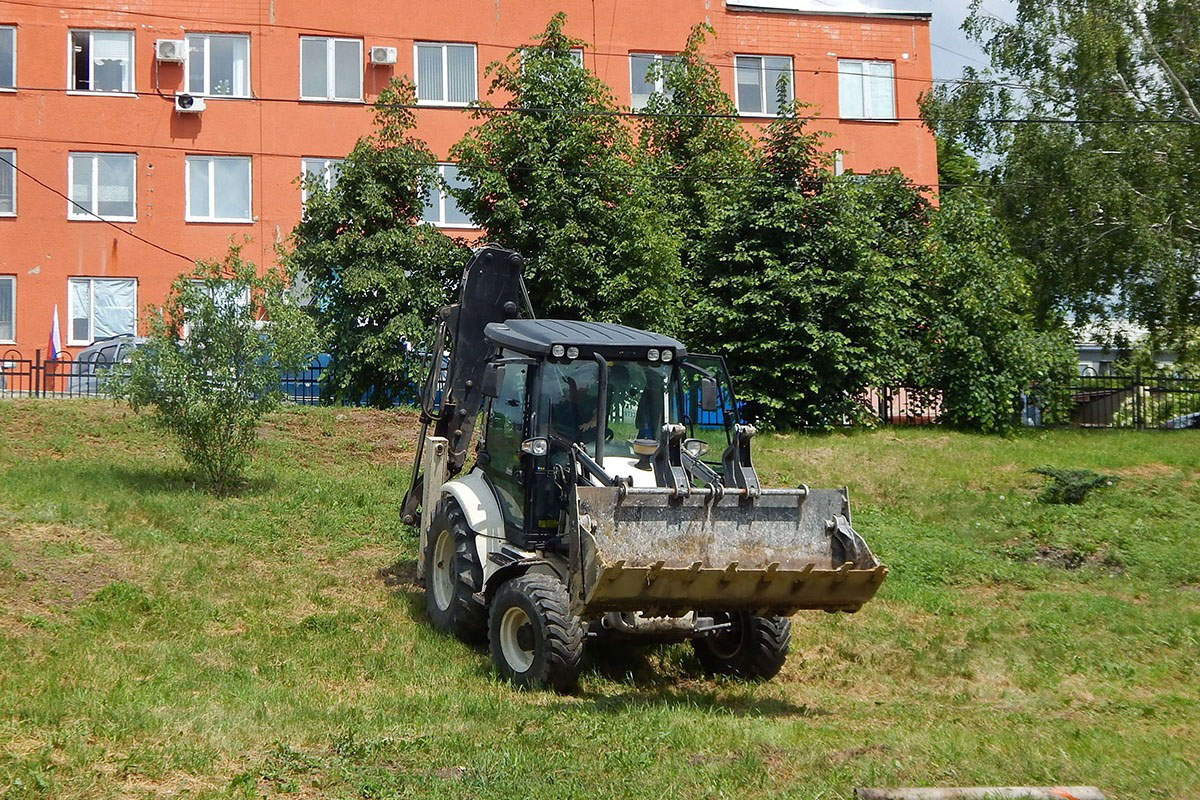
[108,247,317,494]
[1030,467,1117,505]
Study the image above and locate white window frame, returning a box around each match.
[840,59,897,121]
[185,155,253,223]
[181,279,251,339]
[0,275,14,344]
[66,277,137,347]
[185,33,251,98]
[733,54,794,118]
[300,157,342,206]
[0,148,14,216]
[68,152,137,222]
[298,36,362,102]
[629,53,674,111]
[0,26,15,91]
[67,29,135,95]
[422,163,474,229]
[413,42,477,107]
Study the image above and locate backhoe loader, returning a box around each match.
[400,245,886,691]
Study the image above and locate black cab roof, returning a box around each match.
[485,319,686,361]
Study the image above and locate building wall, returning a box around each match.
[0,1,935,358]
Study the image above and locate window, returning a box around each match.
[181,279,251,339]
[0,276,13,343]
[68,153,136,221]
[0,149,14,215]
[186,156,252,222]
[300,37,362,101]
[0,26,14,90]
[735,55,793,116]
[629,53,675,110]
[300,157,342,205]
[186,34,250,97]
[69,30,134,93]
[838,60,895,120]
[67,277,136,345]
[422,163,472,228]
[414,43,476,105]
[520,47,584,68]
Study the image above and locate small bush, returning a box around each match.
[1030,467,1117,505]
[107,246,318,494]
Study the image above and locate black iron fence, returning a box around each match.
[5,349,1199,430]
[870,369,1200,430]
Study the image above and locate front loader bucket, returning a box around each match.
[569,486,887,618]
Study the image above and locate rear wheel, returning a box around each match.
[489,573,584,693]
[424,496,486,643]
[692,612,791,680]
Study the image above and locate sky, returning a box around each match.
[860,0,1017,80]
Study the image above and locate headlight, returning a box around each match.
[521,437,550,456]
[551,344,566,358]
[647,348,660,361]
[661,349,674,362]
[566,346,580,359]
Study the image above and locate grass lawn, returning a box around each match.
[1,399,1198,799]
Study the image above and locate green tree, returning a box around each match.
[108,247,317,494]
[694,100,928,428]
[288,79,470,406]
[450,14,682,333]
[916,190,1077,432]
[923,0,1200,344]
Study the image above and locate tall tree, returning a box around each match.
[450,14,682,333]
[923,0,1200,346]
[288,79,470,406]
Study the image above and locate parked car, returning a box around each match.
[64,335,146,395]
[1162,411,1200,429]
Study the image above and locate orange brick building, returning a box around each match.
[0,0,935,359]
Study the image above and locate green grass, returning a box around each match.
[1,400,1197,799]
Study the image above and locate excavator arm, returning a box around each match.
[400,245,531,526]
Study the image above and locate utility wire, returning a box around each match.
[0,151,195,263]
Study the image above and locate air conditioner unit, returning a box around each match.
[174,92,205,113]
[369,46,398,65]
[155,39,187,63]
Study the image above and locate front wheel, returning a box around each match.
[424,496,486,643]
[692,612,791,680]
[489,573,584,693]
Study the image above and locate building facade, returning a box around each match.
[0,0,935,358]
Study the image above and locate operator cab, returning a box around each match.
[476,319,739,549]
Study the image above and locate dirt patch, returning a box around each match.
[1031,545,1125,574]
[1114,462,1178,480]
[828,744,889,765]
[0,521,135,630]
[377,560,419,590]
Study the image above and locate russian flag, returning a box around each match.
[48,304,62,360]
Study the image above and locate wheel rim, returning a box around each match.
[706,614,745,659]
[430,528,455,612]
[499,605,536,673]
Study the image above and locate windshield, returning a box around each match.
[540,360,671,458]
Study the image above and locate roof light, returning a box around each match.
[566,346,580,359]
[551,344,566,358]
[661,349,674,362]
[647,348,661,362]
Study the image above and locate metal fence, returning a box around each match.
[869,369,1200,430]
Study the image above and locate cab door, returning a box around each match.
[480,360,530,539]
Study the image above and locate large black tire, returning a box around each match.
[692,612,791,680]
[488,573,584,693]
[424,496,487,643]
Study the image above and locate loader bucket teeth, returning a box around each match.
[569,486,887,618]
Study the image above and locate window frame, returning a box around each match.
[67,152,137,222]
[733,54,794,118]
[184,155,253,223]
[0,275,14,344]
[421,162,474,229]
[0,26,15,91]
[298,36,363,103]
[837,58,896,121]
[629,52,674,111]
[66,276,137,347]
[67,29,135,95]
[300,157,343,206]
[185,33,252,98]
[0,148,15,216]
[413,41,478,107]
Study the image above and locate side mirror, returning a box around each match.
[700,377,719,413]
[683,438,710,459]
[482,363,505,398]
